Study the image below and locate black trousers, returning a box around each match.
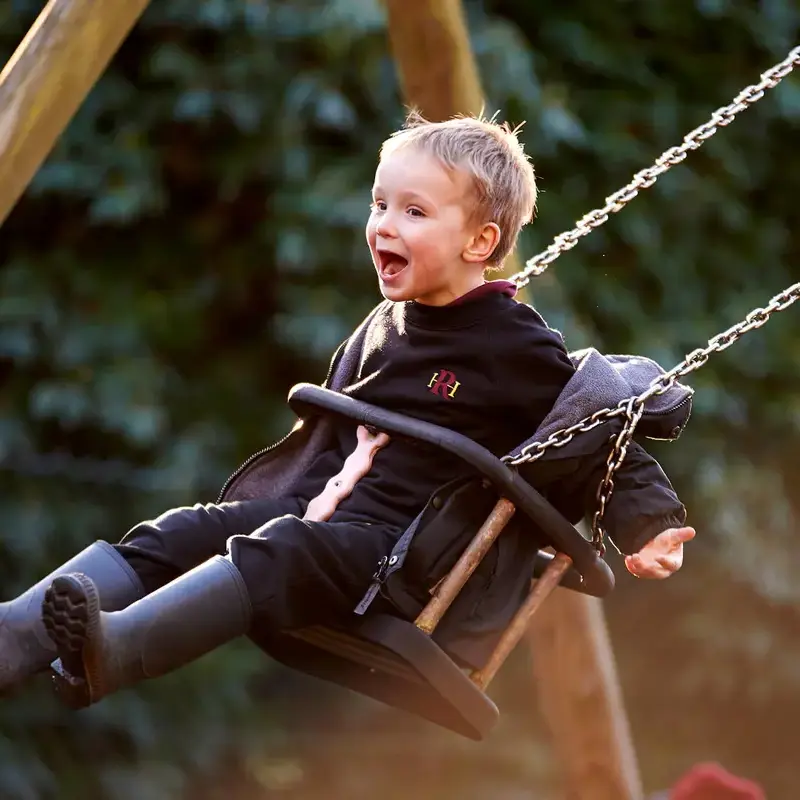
[115,498,404,630]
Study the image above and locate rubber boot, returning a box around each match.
[43,555,251,708]
[0,541,144,695]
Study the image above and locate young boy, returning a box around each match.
[0,113,694,707]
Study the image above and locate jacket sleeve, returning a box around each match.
[493,305,577,441]
[596,441,687,554]
[518,438,686,556]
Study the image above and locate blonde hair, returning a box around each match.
[380,110,537,268]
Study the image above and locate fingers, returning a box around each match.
[656,551,683,573]
[624,551,682,580]
[356,425,390,447]
[625,558,670,579]
[665,526,696,547]
[625,556,663,579]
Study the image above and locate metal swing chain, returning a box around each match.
[500,45,800,552]
[504,282,800,552]
[509,45,800,289]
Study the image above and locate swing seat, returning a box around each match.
[251,384,614,740]
[252,613,499,740]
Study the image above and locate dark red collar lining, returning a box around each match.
[446,280,518,306]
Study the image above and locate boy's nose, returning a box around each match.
[375,216,397,238]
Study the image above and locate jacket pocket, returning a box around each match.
[399,477,500,602]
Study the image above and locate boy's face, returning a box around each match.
[366,147,492,306]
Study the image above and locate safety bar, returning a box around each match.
[288,383,615,597]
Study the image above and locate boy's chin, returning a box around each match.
[377,282,415,303]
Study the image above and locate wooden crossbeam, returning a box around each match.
[0,0,151,227]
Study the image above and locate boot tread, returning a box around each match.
[42,574,99,709]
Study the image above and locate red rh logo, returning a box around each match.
[428,370,460,399]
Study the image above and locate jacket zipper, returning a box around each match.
[216,338,349,504]
[216,430,295,504]
[643,393,693,416]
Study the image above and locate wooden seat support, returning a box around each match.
[414,496,573,690]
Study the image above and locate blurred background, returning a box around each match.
[0,0,798,798]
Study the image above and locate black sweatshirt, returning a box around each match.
[295,285,685,554]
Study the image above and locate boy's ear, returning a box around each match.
[463,222,501,263]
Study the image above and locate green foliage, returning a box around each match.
[0,0,798,797]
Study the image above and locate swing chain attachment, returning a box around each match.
[509,45,800,289]
[591,398,644,555]
[504,281,800,552]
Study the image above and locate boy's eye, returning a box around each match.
[370,201,425,217]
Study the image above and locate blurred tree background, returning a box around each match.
[0,0,798,797]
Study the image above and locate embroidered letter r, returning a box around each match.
[428,370,460,399]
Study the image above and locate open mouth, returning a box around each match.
[377,250,409,281]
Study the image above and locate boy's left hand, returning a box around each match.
[624,527,696,580]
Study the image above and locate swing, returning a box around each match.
[248,47,800,741]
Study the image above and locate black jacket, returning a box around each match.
[220,297,692,668]
[290,291,576,529]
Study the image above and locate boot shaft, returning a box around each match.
[46,555,252,707]
[0,541,144,693]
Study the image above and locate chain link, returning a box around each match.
[590,399,645,555]
[503,45,800,550]
[504,282,800,550]
[509,45,800,289]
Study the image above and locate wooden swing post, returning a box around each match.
[0,0,151,227]
[384,0,484,119]
[528,581,644,800]
[385,2,644,798]
[384,0,525,279]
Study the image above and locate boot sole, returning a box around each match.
[42,574,102,709]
